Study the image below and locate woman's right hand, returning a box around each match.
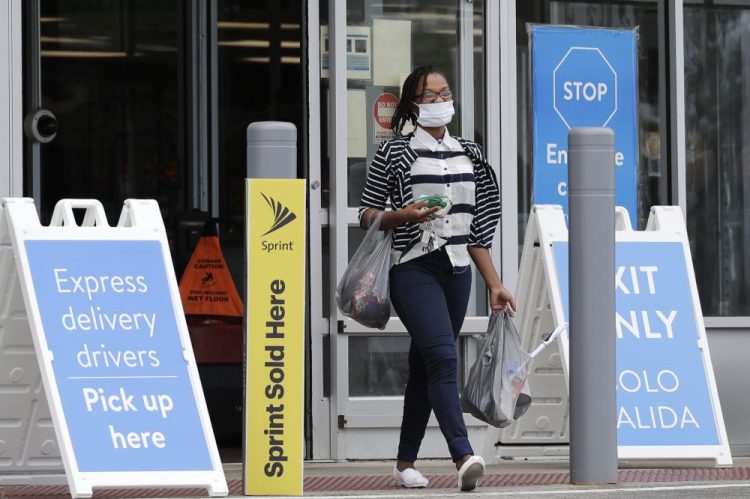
[361,203,440,231]
[400,201,440,224]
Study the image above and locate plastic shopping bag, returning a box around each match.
[335,211,392,330]
[460,311,532,428]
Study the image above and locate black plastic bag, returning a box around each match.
[461,311,532,428]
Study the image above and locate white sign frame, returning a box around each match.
[483,204,732,467]
[0,198,228,498]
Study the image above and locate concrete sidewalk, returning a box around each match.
[225,457,750,497]
[2,456,749,497]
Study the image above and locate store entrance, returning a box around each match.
[311,0,497,460]
[22,0,304,453]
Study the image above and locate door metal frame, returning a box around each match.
[188,0,210,212]
[497,0,518,291]
[327,0,348,461]
[668,0,687,221]
[459,0,475,141]
[1,0,23,198]
[208,0,219,218]
[23,0,42,207]
[306,0,332,461]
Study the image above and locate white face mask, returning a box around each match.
[414,100,455,127]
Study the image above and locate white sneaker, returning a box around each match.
[457,455,485,492]
[393,465,429,488]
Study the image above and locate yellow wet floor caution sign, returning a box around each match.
[244,179,306,496]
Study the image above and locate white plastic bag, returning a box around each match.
[335,211,392,330]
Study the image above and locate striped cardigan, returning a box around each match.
[358,133,501,255]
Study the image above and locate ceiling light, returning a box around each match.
[218,22,270,30]
[40,36,107,46]
[239,56,271,63]
[41,50,128,58]
[218,40,270,48]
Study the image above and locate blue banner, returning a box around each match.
[552,241,720,446]
[26,240,212,472]
[532,25,638,226]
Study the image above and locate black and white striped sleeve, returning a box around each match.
[358,141,392,225]
[468,144,501,248]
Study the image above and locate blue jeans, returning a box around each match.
[390,248,473,462]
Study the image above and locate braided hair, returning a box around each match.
[390,65,446,136]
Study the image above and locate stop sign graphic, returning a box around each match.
[553,47,617,129]
[531,26,637,228]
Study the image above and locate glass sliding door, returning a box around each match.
[208,0,304,448]
[215,0,304,287]
[24,0,305,450]
[321,0,491,459]
[27,0,188,238]
[25,0,304,278]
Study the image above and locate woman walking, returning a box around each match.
[359,65,516,492]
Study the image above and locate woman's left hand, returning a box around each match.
[489,285,517,315]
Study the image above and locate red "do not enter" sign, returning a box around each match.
[373,92,399,130]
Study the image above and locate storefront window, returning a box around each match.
[516,1,667,239]
[684,3,750,316]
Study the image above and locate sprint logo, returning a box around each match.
[260,193,297,253]
[261,193,297,236]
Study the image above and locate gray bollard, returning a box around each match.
[568,127,617,484]
[246,121,297,179]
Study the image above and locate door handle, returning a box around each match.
[24,108,58,144]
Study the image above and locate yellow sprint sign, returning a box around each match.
[244,179,306,496]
